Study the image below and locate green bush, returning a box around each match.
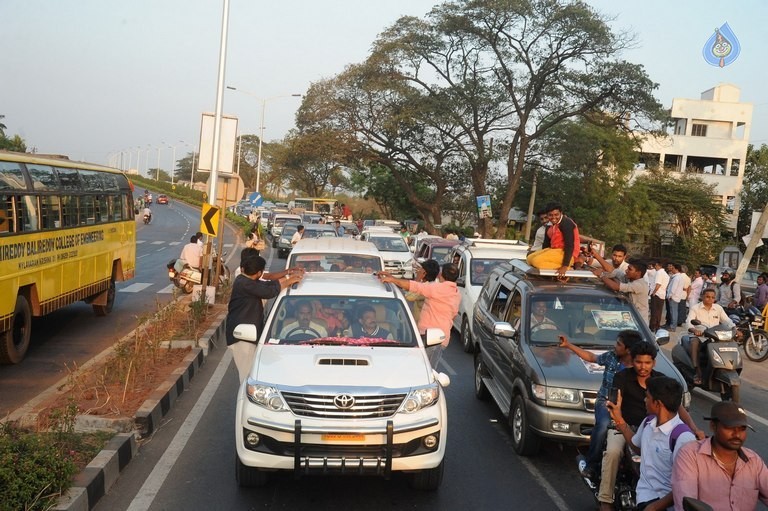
[0,424,76,511]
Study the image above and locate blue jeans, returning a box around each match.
[667,299,679,330]
[586,398,611,467]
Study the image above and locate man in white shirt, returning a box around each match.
[687,269,704,309]
[279,301,328,340]
[686,288,735,384]
[528,210,550,253]
[677,265,692,329]
[179,235,203,270]
[291,225,304,245]
[665,263,686,332]
[649,260,669,333]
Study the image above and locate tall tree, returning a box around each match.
[437,0,667,237]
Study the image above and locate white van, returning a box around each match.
[286,238,385,273]
[360,231,414,278]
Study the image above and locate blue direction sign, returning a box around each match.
[249,191,263,207]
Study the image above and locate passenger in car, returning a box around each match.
[352,305,393,339]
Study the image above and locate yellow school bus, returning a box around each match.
[0,151,136,363]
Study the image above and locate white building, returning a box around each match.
[634,83,753,231]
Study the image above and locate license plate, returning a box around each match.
[321,433,365,442]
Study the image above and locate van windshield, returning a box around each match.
[290,254,383,273]
[265,296,415,346]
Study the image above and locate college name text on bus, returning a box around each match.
[0,151,136,364]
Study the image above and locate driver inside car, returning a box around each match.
[279,301,328,340]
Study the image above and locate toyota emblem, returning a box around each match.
[333,394,355,409]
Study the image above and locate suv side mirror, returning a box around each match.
[655,328,670,346]
[493,322,516,338]
[424,327,446,347]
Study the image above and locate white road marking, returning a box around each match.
[168,241,181,246]
[118,283,153,293]
[150,241,164,245]
[692,388,768,428]
[157,284,176,294]
[137,240,146,244]
[126,350,233,511]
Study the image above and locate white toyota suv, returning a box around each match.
[446,239,529,353]
[360,230,414,278]
[233,272,450,490]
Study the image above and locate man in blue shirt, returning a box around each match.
[334,220,345,237]
[559,330,641,480]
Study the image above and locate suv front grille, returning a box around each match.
[582,390,597,413]
[281,391,407,419]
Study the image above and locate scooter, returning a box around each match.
[672,320,742,402]
[731,305,768,362]
[167,254,230,294]
[143,213,151,224]
[576,426,640,510]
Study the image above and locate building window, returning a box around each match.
[691,124,707,137]
[726,196,736,213]
[730,159,741,176]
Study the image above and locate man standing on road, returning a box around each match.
[597,342,704,511]
[649,260,669,333]
[607,376,697,511]
[226,256,303,382]
[717,269,741,314]
[378,262,460,368]
[334,220,345,237]
[755,273,768,311]
[592,258,650,326]
[672,402,768,510]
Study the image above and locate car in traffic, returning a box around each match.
[233,272,450,489]
[287,238,384,273]
[301,223,338,239]
[413,237,459,264]
[360,230,414,278]
[446,238,529,352]
[471,260,689,456]
[156,194,169,205]
[269,213,302,247]
[275,222,300,259]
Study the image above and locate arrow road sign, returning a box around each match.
[249,191,263,207]
[200,203,221,237]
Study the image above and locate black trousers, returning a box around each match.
[650,296,664,331]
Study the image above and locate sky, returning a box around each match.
[2,0,767,171]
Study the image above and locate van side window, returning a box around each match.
[505,289,522,330]
[490,285,510,319]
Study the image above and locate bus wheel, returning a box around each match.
[93,278,116,316]
[1,296,32,364]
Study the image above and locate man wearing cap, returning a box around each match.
[672,402,768,510]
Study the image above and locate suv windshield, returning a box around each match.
[266,296,415,346]
[527,294,639,347]
[369,236,409,252]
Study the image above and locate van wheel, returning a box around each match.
[410,458,444,491]
[509,395,540,456]
[461,316,473,353]
[183,281,195,294]
[93,278,116,316]
[0,296,32,364]
[235,455,268,487]
[474,352,489,401]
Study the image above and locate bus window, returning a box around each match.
[79,169,104,191]
[27,164,60,190]
[61,195,78,227]
[110,195,123,221]
[0,162,27,190]
[0,194,14,233]
[80,195,96,225]
[95,195,109,223]
[56,167,82,190]
[40,196,62,229]
[18,195,39,232]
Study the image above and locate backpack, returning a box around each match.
[640,414,692,452]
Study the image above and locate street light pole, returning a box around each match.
[156,145,162,181]
[225,86,301,193]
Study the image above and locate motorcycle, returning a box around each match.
[576,425,640,510]
[143,213,151,224]
[730,305,768,362]
[167,253,230,294]
[672,320,742,402]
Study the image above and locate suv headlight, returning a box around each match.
[246,379,288,411]
[400,383,440,413]
[531,384,580,404]
[280,237,289,244]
